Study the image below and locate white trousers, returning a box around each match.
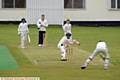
[20,31,27,48]
[90,48,109,59]
[84,48,109,68]
[59,45,66,59]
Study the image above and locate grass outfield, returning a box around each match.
[0,24,120,80]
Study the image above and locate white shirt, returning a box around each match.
[57,36,72,48]
[18,23,28,32]
[62,23,72,35]
[96,42,107,49]
[37,19,48,31]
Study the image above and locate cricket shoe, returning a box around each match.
[81,65,87,70]
[61,59,67,61]
[81,66,87,69]
[38,44,43,47]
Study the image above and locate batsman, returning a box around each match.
[18,18,29,48]
[57,33,80,61]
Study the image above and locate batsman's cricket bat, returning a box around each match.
[28,34,31,43]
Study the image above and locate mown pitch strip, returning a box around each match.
[0,46,18,70]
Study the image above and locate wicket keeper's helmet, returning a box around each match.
[66,33,71,39]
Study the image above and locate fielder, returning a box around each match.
[57,33,80,61]
[81,40,110,70]
[62,19,72,37]
[37,14,48,47]
[18,18,29,48]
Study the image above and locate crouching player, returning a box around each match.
[81,40,110,70]
[18,18,29,48]
[57,33,80,61]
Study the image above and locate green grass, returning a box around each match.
[0,46,18,70]
[0,24,120,80]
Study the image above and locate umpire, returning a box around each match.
[37,14,48,47]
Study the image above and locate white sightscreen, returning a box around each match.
[26,0,64,25]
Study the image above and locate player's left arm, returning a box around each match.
[44,20,48,27]
[26,23,29,33]
[68,40,80,46]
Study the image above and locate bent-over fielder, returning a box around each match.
[81,40,110,70]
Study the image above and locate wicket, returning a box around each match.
[66,45,73,60]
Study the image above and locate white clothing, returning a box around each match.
[18,22,29,48]
[37,19,48,31]
[62,23,72,35]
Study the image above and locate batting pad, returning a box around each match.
[0,46,18,70]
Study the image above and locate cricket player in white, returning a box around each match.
[58,33,80,61]
[58,33,72,61]
[57,19,72,61]
[18,18,29,48]
[37,14,48,47]
[62,19,72,35]
[81,40,110,70]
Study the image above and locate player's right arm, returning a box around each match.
[18,23,22,35]
[37,19,41,29]
[62,24,67,33]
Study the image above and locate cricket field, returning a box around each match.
[0,24,120,80]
